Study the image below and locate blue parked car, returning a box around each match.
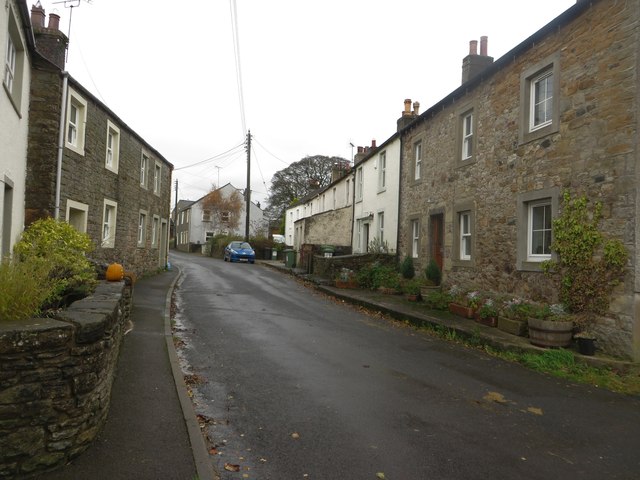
[223,241,256,263]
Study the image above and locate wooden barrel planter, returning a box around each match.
[527,318,574,348]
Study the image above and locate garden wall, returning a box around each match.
[313,253,397,282]
[0,281,132,478]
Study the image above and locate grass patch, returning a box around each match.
[419,322,640,396]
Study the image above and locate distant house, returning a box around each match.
[396,0,639,360]
[175,183,265,253]
[23,4,172,276]
[284,160,353,263]
[1,0,34,257]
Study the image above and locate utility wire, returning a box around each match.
[173,142,245,171]
[230,0,247,135]
[252,136,290,165]
[250,144,269,194]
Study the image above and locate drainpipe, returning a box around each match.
[55,72,69,219]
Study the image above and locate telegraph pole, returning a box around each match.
[173,180,178,248]
[244,130,251,242]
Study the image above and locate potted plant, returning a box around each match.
[425,259,442,286]
[421,260,442,297]
[335,268,358,289]
[475,298,498,327]
[527,303,574,348]
[402,278,423,301]
[447,285,480,319]
[497,297,532,336]
[399,255,415,279]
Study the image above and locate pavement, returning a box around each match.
[39,257,636,480]
[40,268,214,480]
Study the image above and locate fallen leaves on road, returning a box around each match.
[291,432,300,439]
[376,473,386,479]
[224,463,240,472]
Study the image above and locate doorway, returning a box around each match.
[429,214,444,271]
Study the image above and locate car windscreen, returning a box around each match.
[240,242,252,250]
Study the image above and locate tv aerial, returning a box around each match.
[51,0,93,56]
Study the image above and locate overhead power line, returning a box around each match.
[173,142,245,171]
[230,0,247,135]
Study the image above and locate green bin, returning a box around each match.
[284,249,296,268]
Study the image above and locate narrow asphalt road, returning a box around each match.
[170,251,640,480]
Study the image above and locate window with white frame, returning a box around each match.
[154,161,161,194]
[4,7,26,112]
[411,219,419,258]
[105,121,120,173]
[413,141,422,181]
[530,71,553,131]
[202,209,211,222]
[205,231,214,243]
[378,212,385,245]
[528,200,552,260]
[66,199,88,233]
[102,199,118,248]
[461,112,473,160]
[519,55,560,144]
[140,153,148,187]
[4,33,16,94]
[221,211,230,223]
[151,215,160,247]
[459,211,472,260]
[66,89,87,155]
[356,167,363,201]
[378,151,386,191]
[138,211,147,246]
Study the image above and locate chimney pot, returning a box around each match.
[47,13,60,31]
[469,40,478,55]
[403,98,412,116]
[413,101,420,116]
[357,146,364,153]
[31,4,46,28]
[480,36,488,56]
[371,139,377,148]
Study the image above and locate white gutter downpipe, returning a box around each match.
[55,72,69,219]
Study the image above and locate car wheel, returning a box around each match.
[249,260,255,264]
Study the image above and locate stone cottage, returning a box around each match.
[24,4,172,276]
[397,0,639,360]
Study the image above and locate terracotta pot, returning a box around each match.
[527,317,574,348]
[449,303,475,319]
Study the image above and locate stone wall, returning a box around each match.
[313,253,397,282]
[0,281,132,478]
[303,207,353,247]
[397,0,639,360]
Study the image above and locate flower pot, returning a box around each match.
[420,285,440,297]
[406,294,421,302]
[474,313,498,327]
[335,279,358,289]
[497,316,527,336]
[449,303,475,319]
[577,337,596,356]
[527,317,574,348]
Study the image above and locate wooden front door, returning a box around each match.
[430,214,444,270]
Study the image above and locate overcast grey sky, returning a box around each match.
[41,0,576,206]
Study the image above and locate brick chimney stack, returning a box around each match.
[461,36,494,84]
[31,3,68,70]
